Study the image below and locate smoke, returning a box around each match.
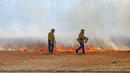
[58,0,130,49]
[0,0,130,49]
[118,3,130,35]
[0,0,51,38]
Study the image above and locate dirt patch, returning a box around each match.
[0,51,130,71]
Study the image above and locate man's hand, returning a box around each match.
[84,37,87,40]
[54,41,56,46]
[85,37,89,43]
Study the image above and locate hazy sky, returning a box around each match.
[0,0,79,37]
[0,0,130,44]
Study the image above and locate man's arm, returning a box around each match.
[84,36,89,43]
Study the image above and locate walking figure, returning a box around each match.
[76,29,88,54]
[48,28,56,54]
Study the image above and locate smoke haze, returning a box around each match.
[0,0,130,49]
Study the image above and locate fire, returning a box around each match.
[54,44,114,53]
[16,48,27,52]
[12,44,128,53]
[54,44,74,52]
[86,46,105,52]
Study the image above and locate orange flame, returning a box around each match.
[16,48,27,52]
[54,44,106,53]
[14,44,128,53]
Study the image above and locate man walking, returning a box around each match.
[76,29,88,54]
[48,28,56,54]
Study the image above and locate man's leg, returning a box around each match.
[81,43,85,53]
[48,40,51,53]
[76,43,82,53]
[51,43,54,53]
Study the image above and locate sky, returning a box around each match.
[0,0,130,45]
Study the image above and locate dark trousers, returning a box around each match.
[48,40,54,53]
[77,42,85,53]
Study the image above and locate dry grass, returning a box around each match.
[0,51,130,71]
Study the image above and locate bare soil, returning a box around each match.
[0,51,130,72]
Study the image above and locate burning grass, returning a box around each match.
[0,41,130,71]
[11,44,129,53]
[0,38,130,53]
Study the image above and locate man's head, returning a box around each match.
[81,29,85,33]
[51,28,55,33]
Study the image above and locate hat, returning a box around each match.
[81,29,85,31]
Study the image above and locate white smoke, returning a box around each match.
[118,4,130,35]
[0,0,130,49]
[0,0,51,38]
[58,0,130,48]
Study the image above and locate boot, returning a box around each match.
[82,52,85,54]
[76,49,78,54]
